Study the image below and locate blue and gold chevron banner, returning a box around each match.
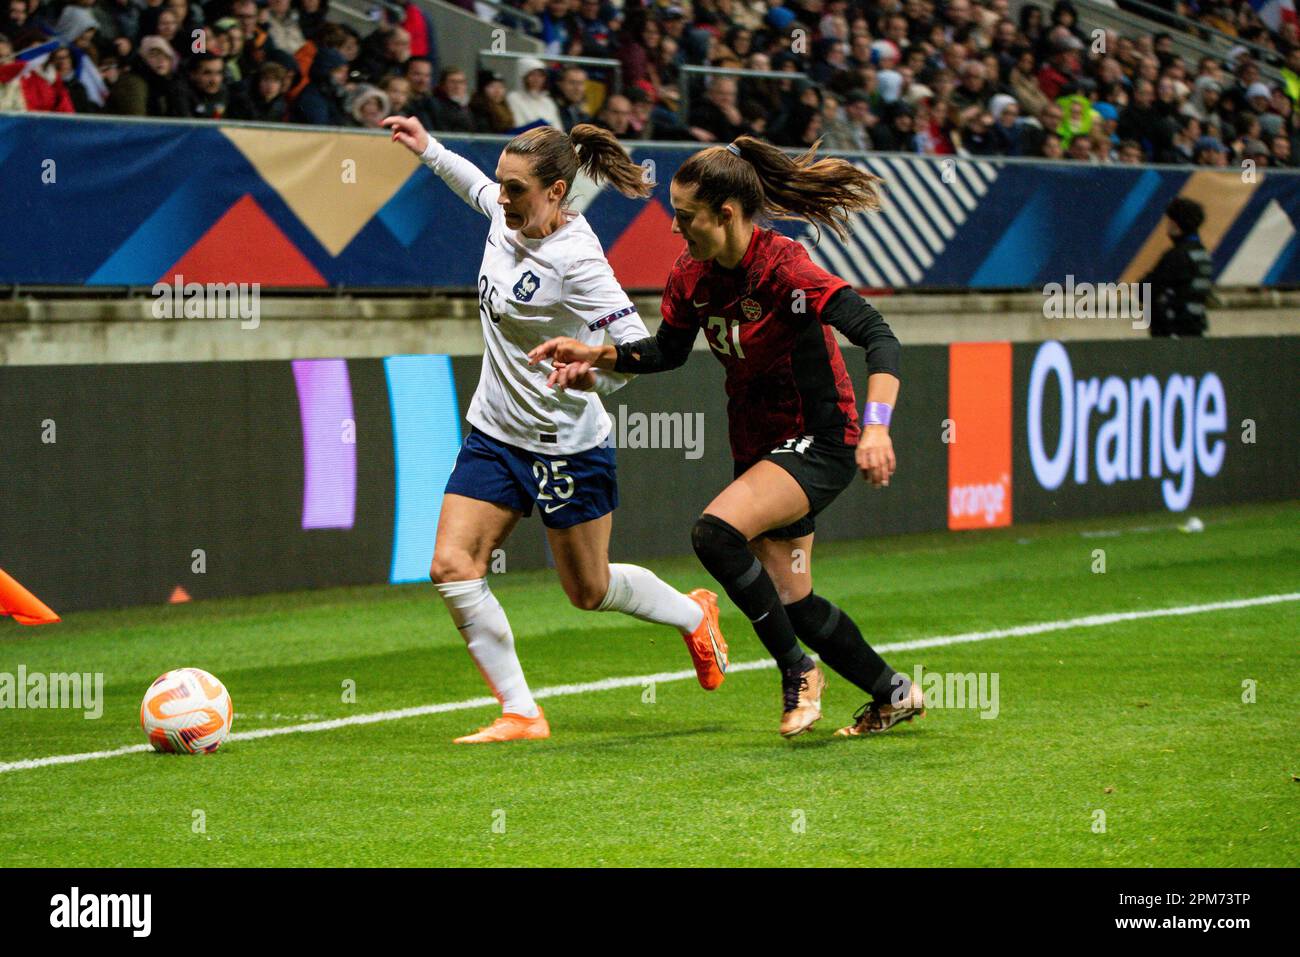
[3,113,1299,290]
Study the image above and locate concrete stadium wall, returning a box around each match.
[1,290,1296,366]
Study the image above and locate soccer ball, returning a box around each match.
[140,668,233,754]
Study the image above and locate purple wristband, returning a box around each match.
[863,402,892,427]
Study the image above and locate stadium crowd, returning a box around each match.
[2,0,1300,167]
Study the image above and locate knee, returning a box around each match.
[429,549,482,585]
[566,585,607,612]
[691,514,748,572]
[564,571,609,611]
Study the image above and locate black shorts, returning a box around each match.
[733,432,858,540]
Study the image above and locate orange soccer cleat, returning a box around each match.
[683,588,728,690]
[453,708,551,744]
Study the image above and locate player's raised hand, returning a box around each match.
[856,426,896,488]
[382,115,429,155]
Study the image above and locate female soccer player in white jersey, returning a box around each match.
[382,114,727,744]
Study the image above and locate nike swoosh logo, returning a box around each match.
[543,502,569,513]
[707,622,727,672]
[692,300,709,308]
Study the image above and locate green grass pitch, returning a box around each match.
[1,500,1295,867]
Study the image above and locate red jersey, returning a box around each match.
[661,227,862,463]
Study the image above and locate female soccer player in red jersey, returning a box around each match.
[529,137,925,738]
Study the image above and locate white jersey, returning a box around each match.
[420,137,648,455]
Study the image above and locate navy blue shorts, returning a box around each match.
[443,428,619,529]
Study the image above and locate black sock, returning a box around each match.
[785,592,907,703]
[692,515,811,672]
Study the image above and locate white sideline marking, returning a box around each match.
[2,592,1296,775]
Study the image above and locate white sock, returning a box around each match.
[435,578,539,718]
[597,563,704,634]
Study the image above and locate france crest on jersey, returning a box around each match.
[513,270,541,302]
[417,135,653,456]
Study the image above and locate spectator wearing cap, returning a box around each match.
[1182,76,1221,123]
[1093,100,1120,147]
[345,83,389,128]
[989,93,1024,155]
[1241,137,1271,167]
[1193,135,1228,167]
[553,64,591,132]
[470,69,515,133]
[231,59,290,122]
[293,44,348,125]
[1143,197,1213,338]
[1245,81,1273,118]
[178,52,252,120]
[431,67,480,133]
[507,55,562,129]
[106,34,184,116]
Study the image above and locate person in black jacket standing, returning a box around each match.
[1144,197,1214,337]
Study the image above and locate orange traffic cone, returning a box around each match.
[0,568,60,625]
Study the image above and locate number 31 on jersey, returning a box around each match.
[705,316,745,358]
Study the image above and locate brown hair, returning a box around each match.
[672,136,883,240]
[504,123,652,202]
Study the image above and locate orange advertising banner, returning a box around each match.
[948,342,1013,530]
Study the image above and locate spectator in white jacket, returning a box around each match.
[506,55,562,129]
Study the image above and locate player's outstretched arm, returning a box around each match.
[382,115,497,218]
[529,321,697,389]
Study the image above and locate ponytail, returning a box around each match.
[570,123,654,198]
[674,136,884,240]
[504,123,652,205]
